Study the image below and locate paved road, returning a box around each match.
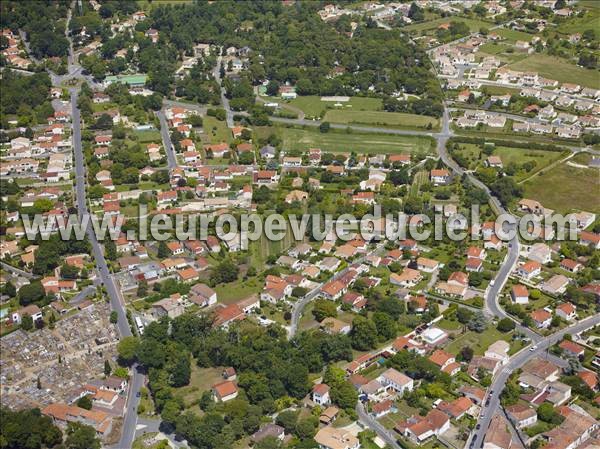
[288,243,385,338]
[0,261,39,280]
[68,285,96,306]
[156,110,177,169]
[357,402,402,449]
[213,54,234,128]
[71,90,142,449]
[470,314,600,449]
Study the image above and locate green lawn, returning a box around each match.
[203,116,232,144]
[214,277,262,304]
[288,96,383,118]
[452,144,565,181]
[494,28,536,42]
[522,161,600,214]
[323,110,439,131]
[403,17,492,33]
[133,130,161,143]
[508,54,600,89]
[277,127,434,154]
[478,42,511,55]
[445,327,512,356]
[173,364,222,409]
[556,7,600,34]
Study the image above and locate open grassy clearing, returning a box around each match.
[452,144,565,180]
[403,17,492,33]
[508,54,600,89]
[556,7,600,34]
[323,110,439,131]
[173,364,222,410]
[133,130,161,143]
[522,161,600,214]
[213,277,262,304]
[277,127,434,154]
[478,42,511,55]
[494,27,536,42]
[288,95,383,118]
[203,116,232,144]
[444,327,515,356]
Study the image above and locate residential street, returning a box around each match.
[71,89,143,449]
[156,109,178,169]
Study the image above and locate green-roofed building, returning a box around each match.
[103,74,148,88]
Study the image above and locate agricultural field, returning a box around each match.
[287,95,383,118]
[508,54,600,89]
[522,160,600,213]
[323,110,439,131]
[276,126,434,154]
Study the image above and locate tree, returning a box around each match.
[61,264,79,280]
[137,280,148,298]
[110,311,118,324]
[0,408,63,449]
[211,259,239,284]
[467,311,487,333]
[157,240,170,259]
[319,122,331,133]
[117,336,139,364]
[372,312,397,341]
[104,239,117,261]
[312,299,337,322]
[497,318,516,332]
[537,403,563,425]
[276,410,299,433]
[104,360,112,376]
[76,395,93,410]
[65,422,101,449]
[459,346,474,362]
[18,281,45,306]
[21,314,34,331]
[350,316,377,350]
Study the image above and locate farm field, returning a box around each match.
[522,161,600,213]
[288,96,383,118]
[508,54,600,89]
[276,127,434,154]
[323,110,439,131]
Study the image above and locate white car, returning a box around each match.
[529,345,537,351]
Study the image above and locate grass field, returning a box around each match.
[494,28,536,42]
[508,54,600,89]
[203,116,232,144]
[133,130,161,143]
[453,144,565,181]
[323,110,439,131]
[556,7,600,34]
[445,327,512,356]
[277,127,434,154]
[403,17,492,33]
[288,96,383,118]
[173,364,222,409]
[478,42,511,55]
[522,161,600,213]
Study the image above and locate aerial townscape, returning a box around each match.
[0,1,599,449]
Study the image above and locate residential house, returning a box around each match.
[530,309,552,328]
[212,381,238,402]
[511,285,529,304]
[555,303,577,321]
[189,283,217,307]
[506,404,537,429]
[312,384,331,406]
[377,368,414,395]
